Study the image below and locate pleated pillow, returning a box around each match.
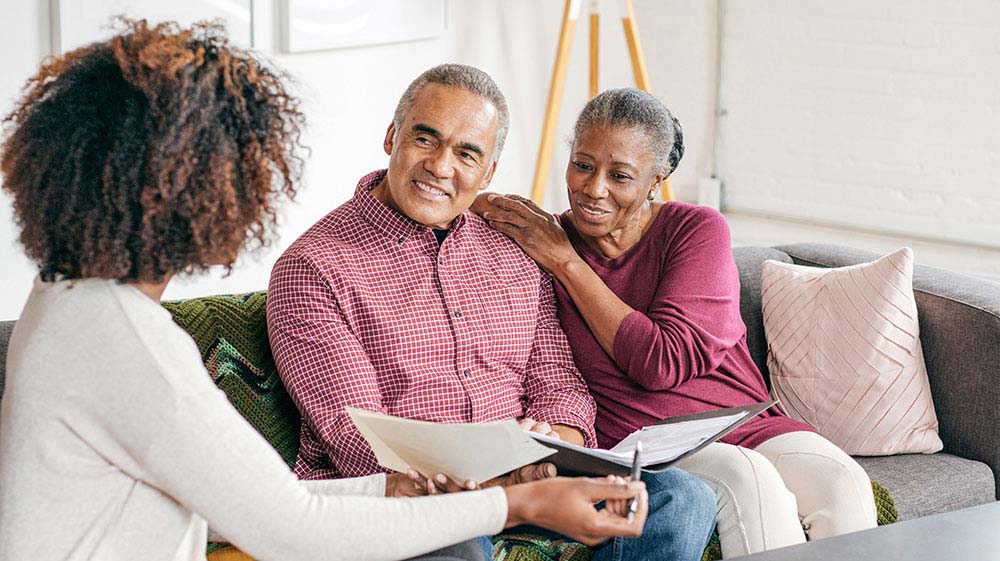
[762,248,943,455]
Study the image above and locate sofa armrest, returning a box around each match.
[0,320,14,400]
[777,243,1000,499]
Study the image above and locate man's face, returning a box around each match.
[372,83,499,229]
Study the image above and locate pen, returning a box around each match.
[627,440,642,523]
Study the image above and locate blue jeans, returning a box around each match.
[475,536,493,560]
[490,468,716,561]
[591,468,717,561]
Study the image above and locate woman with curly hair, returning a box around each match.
[0,20,650,561]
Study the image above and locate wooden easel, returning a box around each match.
[530,0,675,205]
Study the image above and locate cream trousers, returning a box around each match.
[675,431,877,558]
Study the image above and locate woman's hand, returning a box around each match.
[504,476,648,546]
[476,194,581,275]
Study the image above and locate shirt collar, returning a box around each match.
[353,169,467,244]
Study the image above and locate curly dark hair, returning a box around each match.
[0,18,304,282]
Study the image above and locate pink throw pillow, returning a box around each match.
[762,248,943,455]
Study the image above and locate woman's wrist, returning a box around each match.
[502,483,535,528]
[552,253,587,282]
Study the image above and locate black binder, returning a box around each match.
[530,401,777,477]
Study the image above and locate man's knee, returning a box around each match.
[646,468,717,520]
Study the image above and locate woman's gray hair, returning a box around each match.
[393,63,510,163]
[572,88,684,177]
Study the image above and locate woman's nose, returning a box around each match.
[581,176,608,199]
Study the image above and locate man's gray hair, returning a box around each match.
[393,63,510,163]
[572,88,684,177]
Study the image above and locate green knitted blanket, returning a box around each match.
[164,291,898,561]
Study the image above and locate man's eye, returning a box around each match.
[415,136,432,145]
[612,172,632,181]
[460,151,476,161]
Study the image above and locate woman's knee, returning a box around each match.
[691,447,787,508]
[760,433,874,518]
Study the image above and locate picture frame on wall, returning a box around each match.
[49,0,270,54]
[280,0,448,53]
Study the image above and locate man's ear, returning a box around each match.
[383,123,397,156]
[479,160,499,191]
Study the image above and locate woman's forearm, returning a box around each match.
[554,258,635,357]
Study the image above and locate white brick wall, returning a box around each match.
[717,0,1000,252]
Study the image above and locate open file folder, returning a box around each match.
[527,401,777,477]
[348,401,776,482]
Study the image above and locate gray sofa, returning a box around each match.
[0,243,996,522]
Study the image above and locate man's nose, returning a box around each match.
[424,147,455,179]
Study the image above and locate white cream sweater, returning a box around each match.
[0,278,506,561]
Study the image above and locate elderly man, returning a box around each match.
[267,64,715,561]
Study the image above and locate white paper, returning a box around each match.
[610,411,749,465]
[347,408,557,483]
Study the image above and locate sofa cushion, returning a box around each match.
[854,453,995,520]
[161,292,301,466]
[732,247,793,386]
[762,248,943,455]
[777,243,1000,498]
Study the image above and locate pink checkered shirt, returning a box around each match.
[268,170,597,479]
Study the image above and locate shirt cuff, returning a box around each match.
[531,409,597,448]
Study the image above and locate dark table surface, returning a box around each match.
[733,501,1000,560]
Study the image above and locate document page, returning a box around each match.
[610,411,749,464]
[347,408,557,483]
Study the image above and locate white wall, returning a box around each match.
[4,1,999,319]
[0,0,51,320]
[714,0,1000,278]
[0,0,641,319]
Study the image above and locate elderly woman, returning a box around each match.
[475,88,877,558]
[0,21,652,561]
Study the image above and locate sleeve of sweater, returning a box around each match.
[303,474,386,497]
[612,207,749,391]
[99,317,507,561]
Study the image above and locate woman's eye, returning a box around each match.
[612,173,632,181]
[573,161,592,171]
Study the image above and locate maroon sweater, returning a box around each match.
[555,202,814,450]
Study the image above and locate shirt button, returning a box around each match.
[397,236,405,244]
[463,369,472,378]
[453,310,463,318]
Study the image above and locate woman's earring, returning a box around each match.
[647,189,656,201]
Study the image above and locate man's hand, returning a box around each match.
[479,462,558,490]
[385,470,427,497]
[521,418,586,446]
[519,417,559,438]
[504,476,648,546]
[386,469,476,497]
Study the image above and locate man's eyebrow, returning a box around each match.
[412,124,440,139]
[413,123,485,157]
[458,141,485,157]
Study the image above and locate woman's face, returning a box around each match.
[565,124,662,239]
